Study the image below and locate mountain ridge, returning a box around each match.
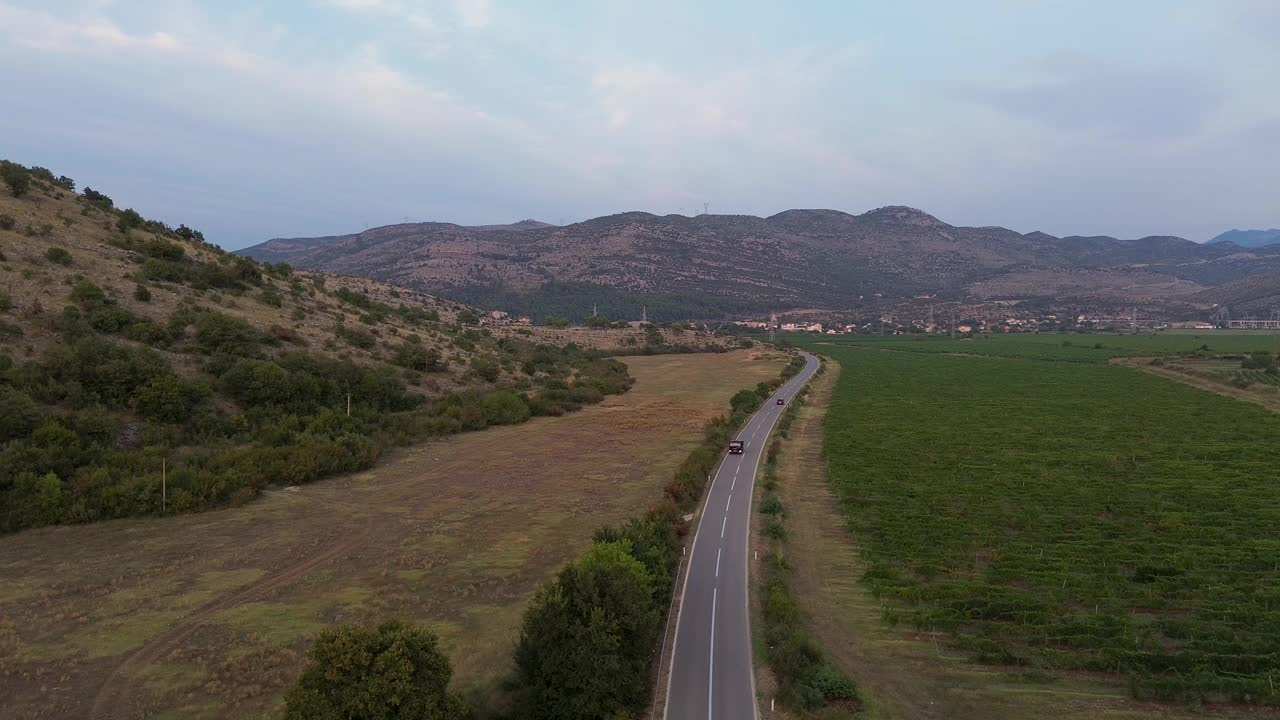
[1208,228,1280,249]
[238,206,1280,321]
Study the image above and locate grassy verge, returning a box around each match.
[755,357,860,715]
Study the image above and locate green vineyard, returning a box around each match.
[809,341,1280,704]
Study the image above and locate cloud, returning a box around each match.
[322,0,393,10]
[960,53,1222,139]
[453,0,490,29]
[0,4,180,52]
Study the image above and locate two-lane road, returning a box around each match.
[664,351,820,720]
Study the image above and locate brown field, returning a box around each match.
[775,358,1277,720]
[0,350,786,720]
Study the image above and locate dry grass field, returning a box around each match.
[0,350,786,720]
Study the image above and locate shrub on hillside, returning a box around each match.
[134,285,152,302]
[393,341,447,373]
[0,289,12,313]
[479,390,530,425]
[471,357,500,383]
[81,187,114,210]
[117,208,143,233]
[0,386,41,442]
[283,620,469,720]
[333,322,376,350]
[184,310,264,356]
[45,247,73,266]
[135,376,210,423]
[143,238,184,261]
[15,337,172,408]
[0,213,15,231]
[1,161,31,197]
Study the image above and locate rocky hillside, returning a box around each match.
[239,207,1280,320]
[1190,272,1280,315]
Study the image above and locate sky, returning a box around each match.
[0,1,1276,250]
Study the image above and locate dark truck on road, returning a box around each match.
[728,440,745,455]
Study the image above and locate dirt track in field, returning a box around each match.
[0,350,786,720]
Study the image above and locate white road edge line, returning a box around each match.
[715,548,721,577]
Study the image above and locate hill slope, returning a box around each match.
[1,160,710,534]
[1189,271,1280,315]
[239,207,1280,320]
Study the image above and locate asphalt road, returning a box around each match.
[664,351,820,720]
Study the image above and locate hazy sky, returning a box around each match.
[1,1,1276,249]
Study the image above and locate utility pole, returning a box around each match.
[642,305,647,324]
[950,307,956,339]
[347,394,351,417]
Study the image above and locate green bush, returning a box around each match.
[81,187,114,210]
[764,517,787,540]
[45,247,73,266]
[593,514,680,604]
[480,391,530,425]
[760,493,784,515]
[730,388,761,416]
[334,322,376,350]
[471,357,500,382]
[513,541,659,720]
[259,287,283,307]
[117,208,143,233]
[283,620,469,720]
[190,310,263,355]
[0,289,11,312]
[0,213,15,231]
[135,376,209,423]
[142,238,184,261]
[0,385,41,442]
[134,284,152,302]
[393,341,446,372]
[1,162,31,197]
